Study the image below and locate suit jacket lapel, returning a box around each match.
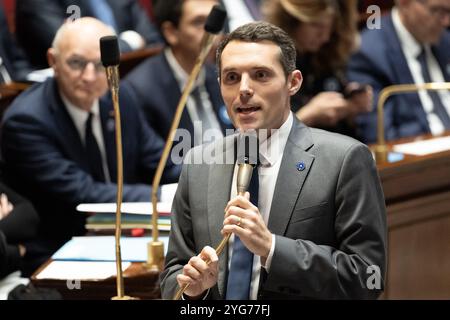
[206,135,236,297]
[160,54,194,138]
[384,15,429,131]
[48,79,87,170]
[267,118,315,236]
[99,98,117,181]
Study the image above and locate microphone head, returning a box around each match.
[100,36,120,67]
[204,5,227,34]
[236,132,259,166]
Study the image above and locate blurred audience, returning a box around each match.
[0,5,33,83]
[348,0,450,143]
[220,0,262,32]
[1,18,180,274]
[264,0,373,139]
[124,0,233,147]
[15,0,163,68]
[0,175,39,278]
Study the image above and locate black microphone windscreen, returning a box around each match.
[236,133,259,166]
[204,5,227,34]
[100,36,120,67]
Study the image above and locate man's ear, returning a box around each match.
[288,70,302,96]
[161,21,179,47]
[47,48,56,68]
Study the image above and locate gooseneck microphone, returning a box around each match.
[147,5,227,277]
[173,133,259,300]
[100,35,133,300]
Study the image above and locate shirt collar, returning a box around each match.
[258,112,293,167]
[60,91,100,138]
[392,7,423,59]
[164,47,205,89]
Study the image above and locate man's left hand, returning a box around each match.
[222,193,272,259]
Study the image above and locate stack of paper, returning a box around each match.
[76,202,172,231]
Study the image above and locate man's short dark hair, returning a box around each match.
[216,21,297,80]
[153,0,184,30]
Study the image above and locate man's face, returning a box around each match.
[293,13,334,53]
[403,0,450,44]
[49,30,109,111]
[173,0,218,60]
[219,40,302,133]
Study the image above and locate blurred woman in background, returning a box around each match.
[264,0,373,138]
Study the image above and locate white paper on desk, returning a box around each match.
[35,261,131,280]
[392,136,450,156]
[76,202,172,215]
[52,236,169,262]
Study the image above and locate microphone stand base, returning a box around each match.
[144,241,165,272]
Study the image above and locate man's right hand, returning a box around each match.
[176,246,219,299]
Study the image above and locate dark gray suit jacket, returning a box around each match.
[160,116,387,299]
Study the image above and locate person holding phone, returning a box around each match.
[264,0,373,139]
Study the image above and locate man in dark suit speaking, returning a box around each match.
[160,22,387,300]
[1,18,180,274]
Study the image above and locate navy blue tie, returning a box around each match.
[226,166,259,300]
[417,48,450,129]
[85,113,106,182]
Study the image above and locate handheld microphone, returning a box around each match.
[148,5,227,277]
[100,35,134,300]
[236,133,259,196]
[173,133,258,300]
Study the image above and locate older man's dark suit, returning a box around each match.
[347,14,450,143]
[15,0,163,68]
[123,53,233,143]
[1,78,180,269]
[161,116,387,299]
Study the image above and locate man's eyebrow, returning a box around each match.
[221,66,274,73]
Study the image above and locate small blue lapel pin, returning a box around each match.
[296,161,306,172]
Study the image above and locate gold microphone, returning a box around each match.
[100,35,136,300]
[146,5,227,272]
[173,133,259,300]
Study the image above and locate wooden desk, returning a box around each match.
[31,260,161,300]
[374,132,450,299]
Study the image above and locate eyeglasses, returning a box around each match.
[65,57,105,73]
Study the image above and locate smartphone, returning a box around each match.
[343,84,368,99]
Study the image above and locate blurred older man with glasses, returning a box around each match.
[0,17,180,275]
[348,0,450,143]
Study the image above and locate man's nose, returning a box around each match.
[239,74,253,101]
[81,62,98,81]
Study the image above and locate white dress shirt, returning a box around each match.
[228,112,293,300]
[61,93,111,182]
[392,8,450,135]
[164,48,223,145]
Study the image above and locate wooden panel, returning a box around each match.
[375,132,450,299]
[386,192,450,299]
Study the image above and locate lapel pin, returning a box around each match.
[296,161,306,172]
[107,118,115,131]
